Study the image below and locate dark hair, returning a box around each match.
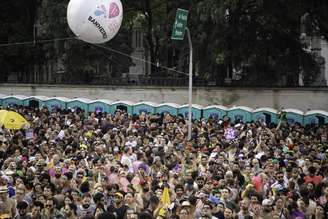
[65,194,74,202]
[68,203,78,216]
[44,184,55,194]
[82,192,92,199]
[138,211,153,219]
[64,171,73,180]
[93,192,104,203]
[175,184,184,192]
[33,200,44,208]
[79,181,90,194]
[308,166,316,175]
[97,212,116,219]
[16,200,29,209]
[40,172,51,183]
[46,197,55,203]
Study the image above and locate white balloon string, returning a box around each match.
[0,36,189,76]
[89,43,189,76]
[0,37,77,47]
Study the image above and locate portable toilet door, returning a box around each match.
[45,97,70,111]
[23,96,48,109]
[284,109,304,125]
[252,107,278,124]
[304,110,328,125]
[133,102,158,115]
[0,94,7,107]
[111,101,134,115]
[203,105,228,120]
[1,95,26,107]
[67,98,91,114]
[227,106,253,123]
[178,104,203,120]
[88,99,113,114]
[156,103,180,116]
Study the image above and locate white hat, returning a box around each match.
[181,200,192,208]
[235,123,242,128]
[262,199,273,206]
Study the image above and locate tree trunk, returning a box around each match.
[143,0,156,75]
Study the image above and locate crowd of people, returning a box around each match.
[0,105,328,219]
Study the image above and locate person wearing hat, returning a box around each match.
[177,200,194,219]
[261,199,274,219]
[107,191,128,219]
[15,200,31,219]
[0,185,16,218]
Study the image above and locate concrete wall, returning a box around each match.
[0,84,327,111]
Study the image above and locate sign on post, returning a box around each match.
[171,8,189,40]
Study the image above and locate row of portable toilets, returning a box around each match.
[0,94,327,125]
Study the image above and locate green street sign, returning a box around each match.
[171,8,189,40]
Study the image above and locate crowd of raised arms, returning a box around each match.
[0,105,328,219]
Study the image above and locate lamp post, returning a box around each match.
[186,27,193,140]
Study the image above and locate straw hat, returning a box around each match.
[176,200,194,214]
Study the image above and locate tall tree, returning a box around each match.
[0,0,38,82]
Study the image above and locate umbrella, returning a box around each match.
[0,110,30,130]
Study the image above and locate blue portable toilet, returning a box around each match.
[0,94,7,107]
[284,109,304,125]
[23,96,48,108]
[133,101,158,115]
[252,107,278,124]
[156,103,180,116]
[227,106,253,123]
[45,97,70,111]
[178,104,203,120]
[111,100,134,115]
[304,110,328,125]
[203,105,228,120]
[67,98,91,113]
[2,95,27,107]
[88,99,113,114]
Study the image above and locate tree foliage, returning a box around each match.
[0,0,327,85]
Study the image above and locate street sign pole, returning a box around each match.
[171,8,192,140]
[186,27,192,140]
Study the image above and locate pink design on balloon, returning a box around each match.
[109,2,120,18]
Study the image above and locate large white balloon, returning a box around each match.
[67,0,123,44]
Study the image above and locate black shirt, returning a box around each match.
[107,204,128,219]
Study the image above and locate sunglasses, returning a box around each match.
[46,205,53,208]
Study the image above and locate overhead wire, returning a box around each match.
[90,43,188,76]
[0,36,189,76]
[0,36,76,47]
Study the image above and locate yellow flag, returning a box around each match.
[161,187,170,206]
